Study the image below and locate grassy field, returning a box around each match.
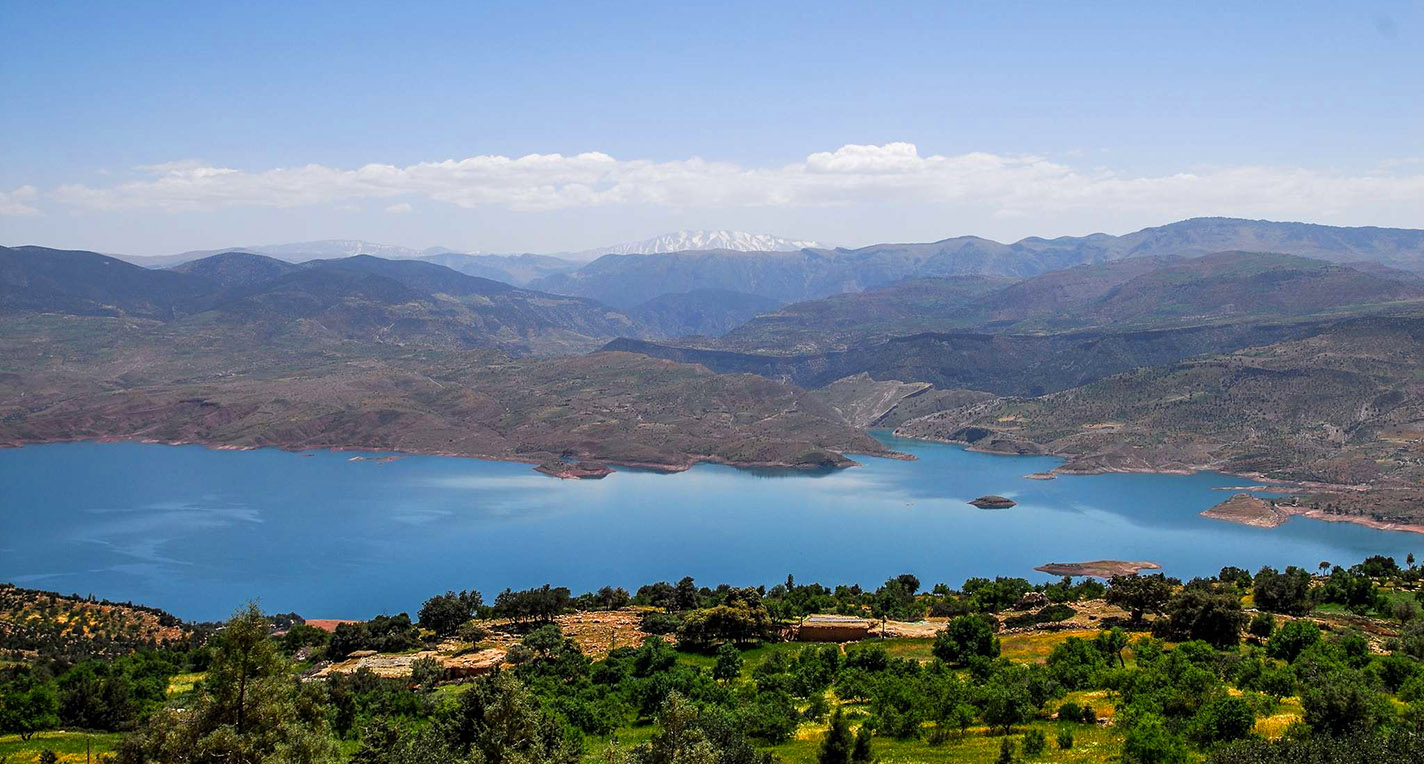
[581,633,1147,763]
[582,719,1121,764]
[0,732,121,764]
[165,672,203,699]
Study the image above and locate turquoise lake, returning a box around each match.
[1,433,1419,621]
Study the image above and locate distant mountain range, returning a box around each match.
[10,220,1424,499]
[110,230,819,267]
[185,239,460,261]
[574,230,822,257]
[0,246,643,356]
[530,218,1424,308]
[713,251,1424,352]
[605,249,1424,394]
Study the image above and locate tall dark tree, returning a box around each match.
[116,603,337,764]
[418,589,482,636]
[1252,567,1313,616]
[444,670,581,764]
[818,709,853,764]
[1156,589,1248,648]
[1106,574,1177,623]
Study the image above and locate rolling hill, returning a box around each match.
[892,314,1424,522]
[627,289,781,338]
[716,251,1424,351]
[1,245,213,318]
[2,247,647,356]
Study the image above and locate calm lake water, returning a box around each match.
[1,434,1419,621]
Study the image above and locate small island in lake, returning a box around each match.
[969,495,1016,509]
[1035,560,1162,578]
[1200,492,1291,528]
[535,460,614,479]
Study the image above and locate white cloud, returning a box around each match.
[30,145,1424,226]
[384,202,414,214]
[0,186,40,216]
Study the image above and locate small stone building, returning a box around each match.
[797,615,873,642]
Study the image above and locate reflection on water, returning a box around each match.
[1,435,1418,620]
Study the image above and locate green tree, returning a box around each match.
[280,623,331,655]
[818,709,853,764]
[1106,574,1176,623]
[521,623,569,660]
[0,669,59,741]
[1300,667,1392,737]
[444,670,581,764]
[932,614,1000,666]
[1157,589,1248,649]
[1265,620,1320,662]
[417,590,481,636]
[1187,696,1255,746]
[1046,636,1105,689]
[1022,728,1046,755]
[635,692,716,764]
[1121,712,1188,764]
[674,577,702,612]
[713,644,743,683]
[850,725,873,764]
[1252,567,1312,616]
[980,671,1034,735]
[1095,627,1130,668]
[410,656,442,691]
[116,602,338,764]
[676,588,772,648]
[1401,621,1424,661]
[1248,612,1275,640]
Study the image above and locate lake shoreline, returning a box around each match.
[10,431,1417,540]
[6,435,1419,623]
[0,433,907,479]
[889,430,1424,536]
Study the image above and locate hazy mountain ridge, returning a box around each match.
[893,314,1424,510]
[627,289,782,338]
[577,230,823,256]
[414,252,577,286]
[3,247,646,356]
[606,319,1328,397]
[714,251,1424,352]
[532,218,1424,308]
[2,245,215,318]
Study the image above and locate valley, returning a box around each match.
[6,219,1424,527]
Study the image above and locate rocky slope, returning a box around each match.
[892,315,1424,529]
[0,314,887,473]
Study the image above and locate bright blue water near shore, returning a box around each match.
[1,434,1417,621]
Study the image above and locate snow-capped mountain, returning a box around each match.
[577,230,823,258]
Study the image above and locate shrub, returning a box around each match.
[1057,727,1074,750]
[457,622,490,646]
[1023,728,1047,755]
[1248,612,1275,640]
[640,612,681,635]
[1265,620,1321,663]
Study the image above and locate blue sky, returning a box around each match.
[2,1,1421,254]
